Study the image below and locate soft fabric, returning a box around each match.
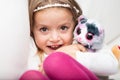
[20,52,98,80]
[74,15,104,52]
[76,45,119,76]
[43,52,98,80]
[19,70,49,80]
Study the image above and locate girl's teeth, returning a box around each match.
[51,46,58,48]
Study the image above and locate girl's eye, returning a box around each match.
[60,26,68,31]
[39,27,48,32]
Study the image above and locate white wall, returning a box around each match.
[0,0,29,79]
[77,0,120,44]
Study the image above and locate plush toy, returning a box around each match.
[74,15,105,52]
[112,45,120,61]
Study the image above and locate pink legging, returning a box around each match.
[20,52,98,80]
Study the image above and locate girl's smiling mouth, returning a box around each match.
[47,45,63,50]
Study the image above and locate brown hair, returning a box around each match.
[29,0,82,36]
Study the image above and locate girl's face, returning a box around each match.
[33,8,75,54]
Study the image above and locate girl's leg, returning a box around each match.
[19,70,49,80]
[43,52,98,80]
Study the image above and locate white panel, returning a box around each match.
[0,0,29,79]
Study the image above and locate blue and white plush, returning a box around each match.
[74,15,105,52]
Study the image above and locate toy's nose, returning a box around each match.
[77,38,81,42]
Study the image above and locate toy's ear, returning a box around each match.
[78,15,87,24]
[112,45,120,61]
[78,15,84,22]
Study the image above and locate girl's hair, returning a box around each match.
[29,0,82,36]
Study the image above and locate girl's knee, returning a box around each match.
[43,52,70,67]
[43,52,70,72]
[19,70,48,80]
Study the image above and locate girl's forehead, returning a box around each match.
[34,7,74,23]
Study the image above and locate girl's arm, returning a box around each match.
[57,44,119,76]
[56,43,86,58]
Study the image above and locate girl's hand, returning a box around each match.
[112,45,120,61]
[56,44,86,59]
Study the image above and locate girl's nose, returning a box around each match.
[49,31,60,43]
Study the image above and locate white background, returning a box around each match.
[0,0,29,79]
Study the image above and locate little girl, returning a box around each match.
[20,0,119,80]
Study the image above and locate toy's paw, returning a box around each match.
[112,45,120,61]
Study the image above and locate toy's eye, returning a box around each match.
[86,33,94,40]
[76,27,81,35]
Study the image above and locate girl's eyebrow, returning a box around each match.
[61,23,73,26]
[60,19,74,25]
[34,24,48,28]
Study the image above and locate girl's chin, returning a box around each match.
[45,50,56,55]
[45,47,62,55]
